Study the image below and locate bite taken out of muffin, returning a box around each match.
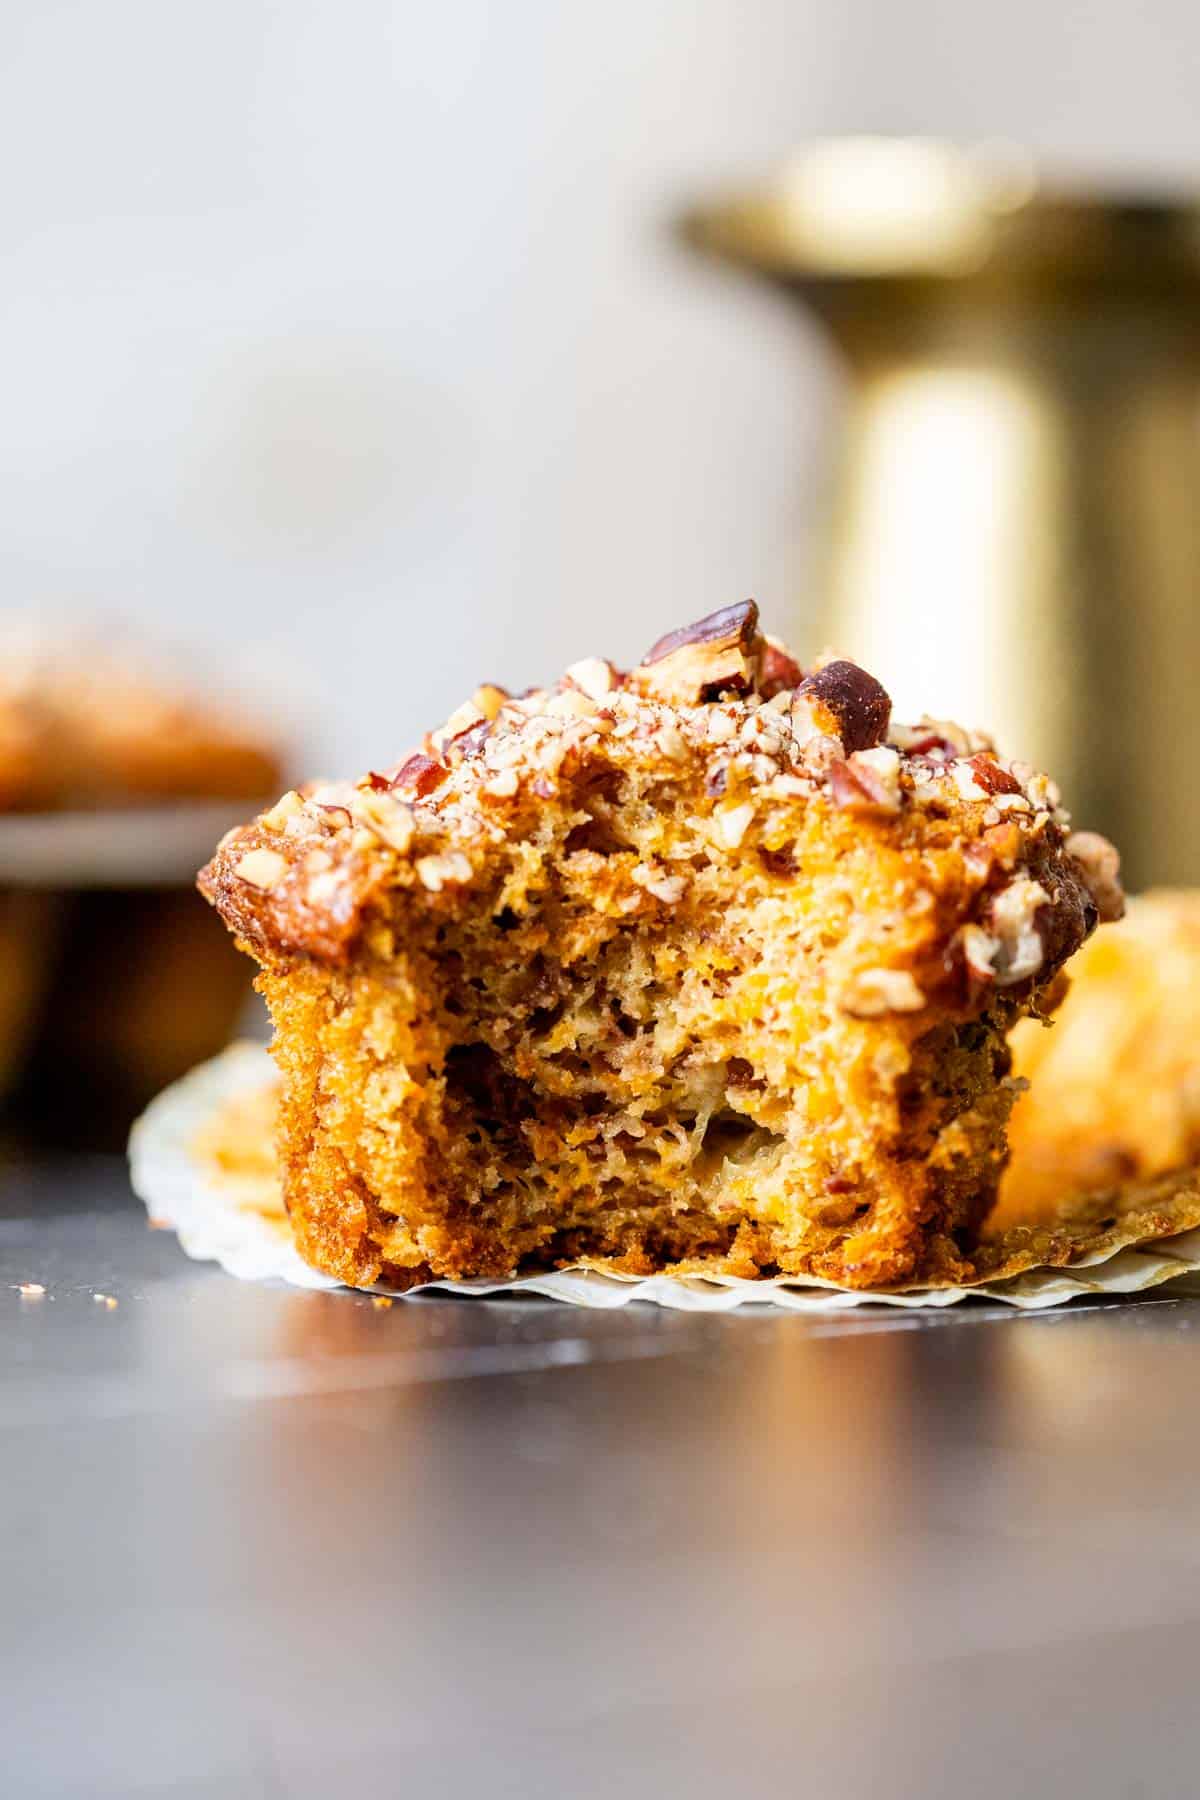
[200,601,1121,1292]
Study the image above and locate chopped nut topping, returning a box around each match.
[960,922,1001,984]
[799,732,843,780]
[482,768,520,799]
[968,754,1023,797]
[791,660,891,755]
[260,790,305,831]
[981,821,1023,870]
[353,790,416,854]
[545,688,598,721]
[207,602,1098,991]
[893,716,992,757]
[652,720,688,762]
[416,851,473,892]
[631,862,688,904]
[432,701,487,752]
[391,752,446,798]
[829,750,901,815]
[1065,830,1125,923]
[635,600,762,704]
[951,761,990,802]
[234,848,289,890]
[1009,762,1060,812]
[714,801,756,848]
[1027,772,1061,812]
[852,745,902,801]
[472,684,510,721]
[839,968,926,1018]
[989,878,1051,984]
[890,723,953,757]
[759,636,804,695]
[564,657,618,701]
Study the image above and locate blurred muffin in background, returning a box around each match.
[0,637,280,812]
[0,621,286,1147]
[996,892,1200,1228]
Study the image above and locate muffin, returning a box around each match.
[998,889,1200,1228]
[0,631,284,1139]
[0,645,280,812]
[200,600,1120,1291]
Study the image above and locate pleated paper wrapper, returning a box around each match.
[128,1043,1200,1313]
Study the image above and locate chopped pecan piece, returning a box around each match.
[391,752,446,798]
[447,719,493,761]
[759,636,804,696]
[967,754,1023,796]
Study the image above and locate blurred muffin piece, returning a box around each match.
[998,891,1200,1228]
[0,637,281,811]
[0,623,285,1143]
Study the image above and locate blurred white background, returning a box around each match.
[2,1,1199,768]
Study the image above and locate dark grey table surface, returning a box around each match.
[3,1156,1199,1800]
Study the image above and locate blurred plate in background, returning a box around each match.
[1,801,265,1150]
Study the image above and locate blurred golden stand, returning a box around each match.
[682,138,1200,887]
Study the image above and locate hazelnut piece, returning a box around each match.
[564,657,618,702]
[792,660,891,754]
[1065,830,1125,923]
[234,848,289,891]
[260,790,305,832]
[634,600,762,704]
[828,755,899,815]
[431,701,487,753]
[472,683,510,721]
[353,789,416,853]
[989,878,1051,984]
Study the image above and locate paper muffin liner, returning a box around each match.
[128,1043,1200,1312]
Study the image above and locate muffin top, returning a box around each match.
[201,601,1122,1006]
[0,631,282,813]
